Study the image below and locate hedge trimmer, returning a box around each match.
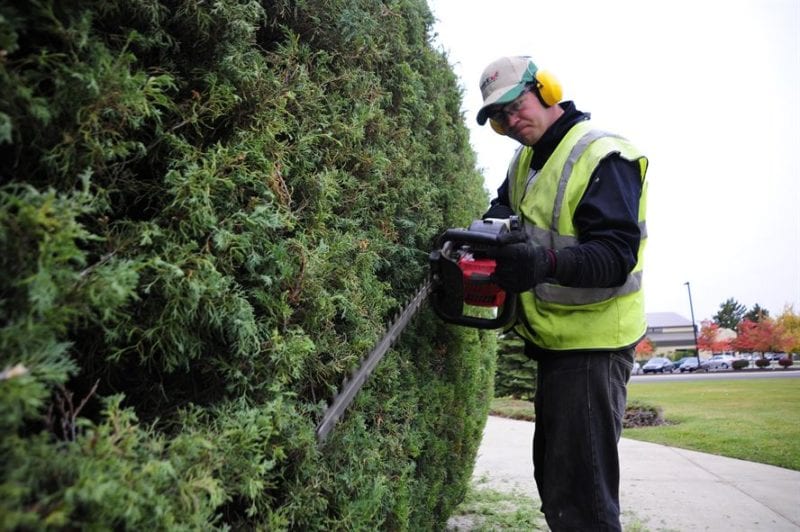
[315,217,520,443]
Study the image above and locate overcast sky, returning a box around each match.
[427,0,800,322]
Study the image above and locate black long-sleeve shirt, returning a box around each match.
[488,101,643,289]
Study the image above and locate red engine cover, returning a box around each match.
[457,256,506,308]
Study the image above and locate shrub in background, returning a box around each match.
[0,1,494,529]
[778,356,793,369]
[755,357,772,369]
[732,359,749,370]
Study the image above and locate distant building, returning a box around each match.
[645,312,696,356]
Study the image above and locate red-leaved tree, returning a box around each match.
[732,318,788,357]
[635,337,654,358]
[698,320,731,353]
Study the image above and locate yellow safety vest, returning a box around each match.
[508,120,649,350]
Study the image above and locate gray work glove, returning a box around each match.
[485,231,552,293]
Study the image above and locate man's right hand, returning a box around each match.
[485,231,553,293]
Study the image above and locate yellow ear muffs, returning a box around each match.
[489,118,507,135]
[534,70,563,107]
[486,69,562,134]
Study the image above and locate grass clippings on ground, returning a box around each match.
[446,479,545,531]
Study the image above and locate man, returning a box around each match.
[477,56,648,531]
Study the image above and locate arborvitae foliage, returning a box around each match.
[494,333,537,401]
[0,1,494,529]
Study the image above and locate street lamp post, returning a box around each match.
[684,281,700,363]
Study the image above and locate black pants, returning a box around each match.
[532,348,634,531]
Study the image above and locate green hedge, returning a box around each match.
[0,1,495,529]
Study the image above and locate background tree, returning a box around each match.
[732,318,787,357]
[713,298,747,329]
[775,306,800,354]
[634,337,655,359]
[494,334,536,401]
[744,303,770,322]
[698,320,732,354]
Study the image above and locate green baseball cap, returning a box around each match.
[476,56,538,125]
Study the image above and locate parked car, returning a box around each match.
[705,354,736,370]
[673,357,697,372]
[678,357,709,372]
[642,357,674,374]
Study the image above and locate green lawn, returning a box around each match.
[490,377,800,471]
[625,377,800,470]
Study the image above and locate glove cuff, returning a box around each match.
[482,202,515,220]
[531,245,554,285]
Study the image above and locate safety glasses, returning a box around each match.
[489,86,533,124]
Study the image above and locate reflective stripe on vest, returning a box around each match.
[525,220,648,253]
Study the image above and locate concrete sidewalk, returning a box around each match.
[469,416,800,531]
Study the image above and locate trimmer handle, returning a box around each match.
[435,216,521,251]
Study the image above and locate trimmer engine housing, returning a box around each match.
[428,217,520,329]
